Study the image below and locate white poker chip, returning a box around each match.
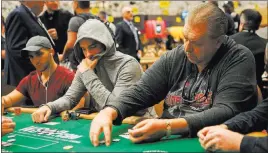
[63,145,73,150]
[7,135,16,138]
[1,142,8,146]
[112,139,120,142]
[3,143,13,147]
[99,140,105,144]
[7,139,16,142]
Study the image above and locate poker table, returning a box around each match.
[2,107,205,152]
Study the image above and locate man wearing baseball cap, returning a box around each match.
[1,36,83,113]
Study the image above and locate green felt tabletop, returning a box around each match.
[2,113,205,152]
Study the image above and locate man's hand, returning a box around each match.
[128,119,166,143]
[47,28,58,40]
[89,107,117,147]
[77,58,98,73]
[198,125,243,152]
[31,105,52,123]
[58,54,64,62]
[2,116,16,136]
[198,124,228,140]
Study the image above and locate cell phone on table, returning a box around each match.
[75,108,97,114]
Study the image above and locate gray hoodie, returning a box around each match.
[47,19,143,113]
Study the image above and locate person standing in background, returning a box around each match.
[4,1,59,86]
[59,1,92,71]
[231,9,267,92]
[223,1,240,33]
[40,0,73,55]
[115,6,143,62]
[98,11,116,35]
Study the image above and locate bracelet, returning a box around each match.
[165,120,171,138]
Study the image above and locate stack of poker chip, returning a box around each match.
[2,135,16,147]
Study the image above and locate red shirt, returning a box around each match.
[16,66,74,106]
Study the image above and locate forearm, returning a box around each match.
[62,31,77,59]
[62,41,75,59]
[47,97,73,114]
[240,136,268,153]
[224,101,268,133]
[225,119,267,134]
[47,72,87,114]
[2,90,26,108]
[80,69,114,108]
[170,118,189,135]
[182,105,235,137]
[71,95,86,111]
[2,96,14,108]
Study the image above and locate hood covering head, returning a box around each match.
[73,19,116,63]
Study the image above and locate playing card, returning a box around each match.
[119,132,129,139]
[43,122,60,126]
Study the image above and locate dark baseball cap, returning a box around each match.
[21,36,52,58]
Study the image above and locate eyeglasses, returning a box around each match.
[181,70,211,104]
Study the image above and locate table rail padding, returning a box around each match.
[6,108,267,136]
[7,107,141,125]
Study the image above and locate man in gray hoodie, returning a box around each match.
[31,19,143,123]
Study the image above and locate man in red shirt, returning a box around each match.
[2,36,79,109]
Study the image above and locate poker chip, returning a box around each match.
[7,135,16,138]
[112,139,120,142]
[99,140,105,144]
[7,139,16,143]
[2,143,13,147]
[1,142,8,146]
[63,145,73,150]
